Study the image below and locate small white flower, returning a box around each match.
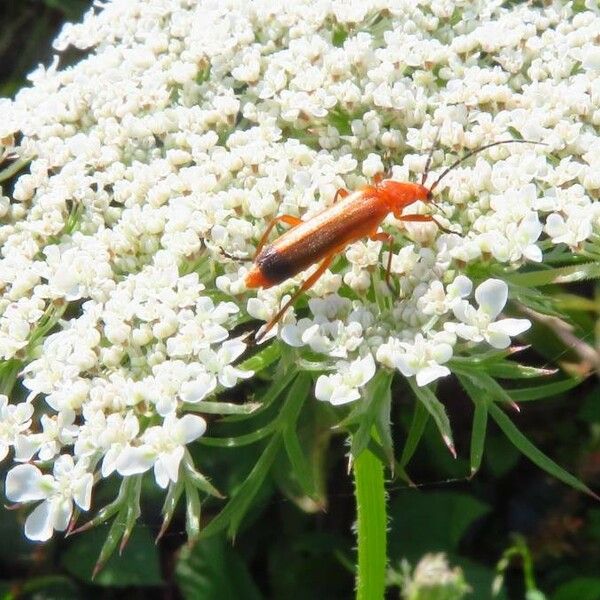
[315,354,376,405]
[377,334,453,387]
[116,413,207,488]
[446,279,530,349]
[545,211,592,247]
[0,396,33,461]
[5,456,93,541]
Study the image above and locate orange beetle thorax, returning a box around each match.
[376,180,431,217]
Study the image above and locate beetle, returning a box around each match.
[243,139,540,341]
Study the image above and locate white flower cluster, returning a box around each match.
[0,0,599,539]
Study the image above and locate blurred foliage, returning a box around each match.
[0,0,89,96]
[1,3,600,600]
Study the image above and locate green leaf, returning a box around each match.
[552,578,600,600]
[278,371,316,497]
[407,379,456,458]
[246,367,299,416]
[488,402,597,498]
[70,476,131,534]
[453,369,517,409]
[203,372,312,538]
[237,341,282,374]
[176,536,263,600]
[185,481,202,541]
[200,435,282,539]
[158,479,184,540]
[0,158,31,184]
[399,400,429,468]
[283,425,316,498]
[470,395,488,476]
[350,371,393,458]
[200,421,278,447]
[505,262,600,287]
[374,375,395,470]
[183,455,223,498]
[483,362,557,379]
[508,377,583,402]
[183,400,260,415]
[61,527,162,587]
[332,26,348,48]
[507,126,524,140]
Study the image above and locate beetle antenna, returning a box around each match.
[428,139,546,194]
[421,125,442,186]
[218,246,249,262]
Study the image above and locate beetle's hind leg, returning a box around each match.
[254,253,335,343]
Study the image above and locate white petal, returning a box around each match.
[485,331,511,349]
[5,464,46,502]
[176,414,207,444]
[153,460,170,489]
[220,339,247,363]
[329,385,361,405]
[315,374,339,403]
[52,498,72,532]
[353,354,376,387]
[488,318,531,337]
[416,365,451,387]
[13,435,40,462]
[218,365,244,388]
[101,446,119,477]
[158,447,184,484]
[520,211,543,241]
[452,300,477,324]
[116,445,155,476]
[72,473,94,511]
[523,244,542,262]
[452,323,482,342]
[24,501,55,541]
[431,343,453,365]
[448,275,472,299]
[475,279,508,319]
[180,374,216,403]
[394,354,417,377]
[280,325,304,347]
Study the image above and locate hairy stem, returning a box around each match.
[354,439,387,600]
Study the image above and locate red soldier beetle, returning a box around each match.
[242,138,542,342]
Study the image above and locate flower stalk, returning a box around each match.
[353,433,387,600]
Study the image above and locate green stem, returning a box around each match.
[0,157,31,183]
[354,440,387,600]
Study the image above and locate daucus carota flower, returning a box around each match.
[5,456,93,541]
[0,0,598,543]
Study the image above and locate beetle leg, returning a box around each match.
[369,232,395,291]
[399,214,454,234]
[254,214,304,258]
[333,188,350,203]
[372,172,385,185]
[254,253,335,343]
